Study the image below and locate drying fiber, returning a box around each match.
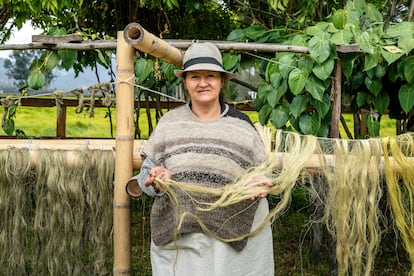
[0,147,115,275]
[157,125,414,275]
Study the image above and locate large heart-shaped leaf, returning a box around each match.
[308,34,331,64]
[270,105,289,129]
[305,76,325,101]
[398,84,414,113]
[28,71,46,90]
[135,58,153,84]
[312,59,334,80]
[372,92,390,114]
[288,68,308,95]
[290,95,309,118]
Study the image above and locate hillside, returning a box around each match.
[0,57,112,94]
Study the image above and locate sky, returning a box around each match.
[0,21,42,58]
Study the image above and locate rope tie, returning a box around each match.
[71,88,84,114]
[115,74,136,84]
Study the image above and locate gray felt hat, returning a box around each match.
[174,42,233,80]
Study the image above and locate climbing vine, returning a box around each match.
[227,0,414,137]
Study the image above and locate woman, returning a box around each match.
[126,42,274,275]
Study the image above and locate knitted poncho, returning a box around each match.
[143,102,265,251]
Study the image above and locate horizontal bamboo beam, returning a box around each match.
[0,139,404,174]
[0,37,361,54]
[0,139,145,169]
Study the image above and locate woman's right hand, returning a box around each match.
[144,166,171,192]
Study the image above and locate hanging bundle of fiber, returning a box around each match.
[0,147,115,275]
[158,125,414,275]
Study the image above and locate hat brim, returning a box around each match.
[174,63,234,80]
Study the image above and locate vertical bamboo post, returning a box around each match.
[329,58,342,138]
[113,31,135,275]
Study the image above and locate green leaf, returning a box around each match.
[342,55,355,80]
[312,59,334,80]
[355,31,375,54]
[356,92,367,107]
[398,35,414,54]
[258,103,272,125]
[305,76,325,101]
[269,72,282,88]
[330,29,353,45]
[364,77,382,96]
[223,53,239,72]
[265,58,279,82]
[4,118,15,136]
[372,92,389,114]
[227,29,246,42]
[364,51,380,71]
[354,0,367,13]
[367,4,383,22]
[161,62,178,82]
[312,93,331,117]
[305,26,321,36]
[28,72,46,90]
[308,34,331,64]
[58,50,78,70]
[290,95,309,118]
[96,50,109,67]
[275,78,288,98]
[43,52,59,71]
[269,106,289,129]
[381,48,403,64]
[297,55,314,75]
[384,22,414,38]
[366,115,380,137]
[299,113,320,135]
[351,71,364,90]
[374,64,386,78]
[29,60,42,74]
[244,25,266,40]
[134,58,153,84]
[403,56,414,85]
[257,83,273,102]
[278,53,296,78]
[398,85,414,113]
[288,68,308,95]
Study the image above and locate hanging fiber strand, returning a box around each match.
[382,133,414,275]
[0,147,115,275]
[155,125,414,275]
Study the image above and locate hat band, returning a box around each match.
[183,57,223,70]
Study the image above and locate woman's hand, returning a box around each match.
[248,176,273,201]
[144,166,171,193]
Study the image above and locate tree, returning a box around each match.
[4,50,55,90]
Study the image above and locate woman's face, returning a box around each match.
[184,70,223,105]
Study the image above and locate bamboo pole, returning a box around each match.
[0,139,144,169]
[113,31,135,276]
[0,139,406,175]
[123,22,184,66]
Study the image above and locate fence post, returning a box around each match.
[56,105,66,138]
[113,31,135,275]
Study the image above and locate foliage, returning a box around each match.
[4,50,55,89]
[1,0,414,137]
[226,0,414,137]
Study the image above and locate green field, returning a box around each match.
[0,105,398,138]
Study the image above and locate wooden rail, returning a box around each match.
[0,97,255,138]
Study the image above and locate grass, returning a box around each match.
[0,105,398,138]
